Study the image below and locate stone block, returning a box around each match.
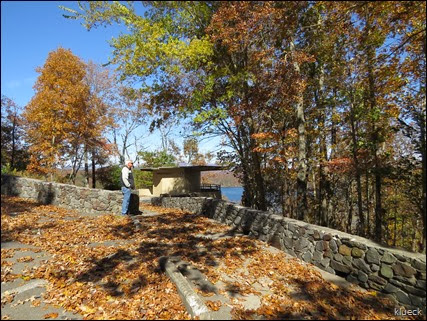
[269,234,283,251]
[392,262,417,278]
[330,260,352,274]
[284,237,293,249]
[415,280,426,290]
[334,253,343,262]
[390,275,417,286]
[353,258,371,274]
[368,280,384,291]
[409,294,424,307]
[323,249,333,258]
[313,230,321,240]
[368,274,387,286]
[394,290,412,305]
[323,234,332,241]
[366,248,380,265]
[313,251,323,263]
[351,247,364,258]
[411,259,426,272]
[403,284,426,297]
[358,271,368,283]
[302,252,312,263]
[295,238,310,252]
[383,283,399,294]
[320,258,330,268]
[339,245,352,256]
[288,223,297,233]
[381,252,397,265]
[324,267,335,274]
[342,239,367,250]
[316,241,325,252]
[394,253,408,262]
[371,264,380,272]
[342,256,353,267]
[380,265,394,279]
[346,274,359,284]
[329,239,338,253]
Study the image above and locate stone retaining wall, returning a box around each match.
[1,175,139,216]
[152,196,426,310]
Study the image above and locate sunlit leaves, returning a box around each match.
[1,196,402,319]
[22,48,90,176]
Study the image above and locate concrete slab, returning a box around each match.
[1,241,39,250]
[159,256,210,318]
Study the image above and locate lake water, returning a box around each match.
[221,186,243,204]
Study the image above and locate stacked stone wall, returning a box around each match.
[152,196,426,310]
[1,175,138,216]
[1,175,425,310]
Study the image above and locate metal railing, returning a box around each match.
[200,184,221,191]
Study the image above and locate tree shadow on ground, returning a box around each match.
[1,196,52,243]
[62,209,260,299]
[248,277,399,320]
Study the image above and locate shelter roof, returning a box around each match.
[139,164,225,172]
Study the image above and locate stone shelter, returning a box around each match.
[139,164,224,199]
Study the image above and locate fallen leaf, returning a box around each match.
[43,313,58,319]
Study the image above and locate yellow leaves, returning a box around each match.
[251,132,276,140]
[2,196,396,320]
[43,313,58,319]
[205,300,222,311]
[16,256,34,263]
[31,299,41,307]
[23,48,115,175]
[80,304,97,314]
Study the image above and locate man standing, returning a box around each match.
[121,160,135,215]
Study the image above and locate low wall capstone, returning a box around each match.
[151,196,426,311]
[1,175,139,216]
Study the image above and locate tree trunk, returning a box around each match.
[419,99,426,253]
[349,89,364,236]
[92,148,96,188]
[393,214,397,247]
[84,144,89,188]
[317,63,331,227]
[365,169,371,237]
[290,39,307,221]
[251,148,267,211]
[11,113,16,169]
[365,21,383,243]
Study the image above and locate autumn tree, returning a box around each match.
[23,48,90,180]
[82,61,117,187]
[23,49,116,185]
[1,96,29,171]
[62,1,426,252]
[104,85,149,166]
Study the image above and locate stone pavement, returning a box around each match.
[1,198,402,320]
[158,232,376,320]
[1,240,82,320]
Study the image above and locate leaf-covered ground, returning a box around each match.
[1,196,416,320]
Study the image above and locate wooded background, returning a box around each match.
[1,1,425,253]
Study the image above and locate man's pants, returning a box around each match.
[121,187,131,215]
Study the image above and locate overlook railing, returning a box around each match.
[200,184,221,191]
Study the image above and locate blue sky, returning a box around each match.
[1,1,223,161]
[1,1,125,107]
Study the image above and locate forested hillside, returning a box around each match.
[201,170,241,187]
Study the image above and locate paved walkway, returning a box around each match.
[1,196,401,320]
[1,240,82,320]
